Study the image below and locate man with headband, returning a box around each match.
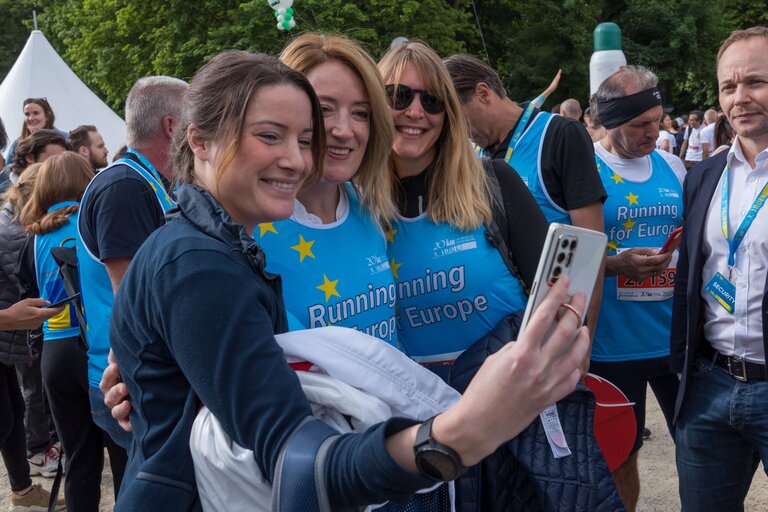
[671,27,768,511]
[589,65,686,511]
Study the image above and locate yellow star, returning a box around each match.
[290,234,315,263]
[316,274,340,302]
[625,192,639,205]
[607,240,619,251]
[257,223,277,237]
[596,162,603,174]
[390,258,402,279]
[385,228,398,244]
[611,173,624,184]
[622,218,636,230]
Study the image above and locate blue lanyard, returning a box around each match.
[503,102,536,163]
[473,102,535,160]
[125,148,167,193]
[720,165,768,268]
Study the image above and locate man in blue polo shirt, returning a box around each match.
[76,76,187,494]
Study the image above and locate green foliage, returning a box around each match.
[0,0,762,116]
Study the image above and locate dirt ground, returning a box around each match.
[2,388,767,511]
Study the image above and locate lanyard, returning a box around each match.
[125,148,168,194]
[503,102,536,163]
[473,102,535,160]
[720,165,768,269]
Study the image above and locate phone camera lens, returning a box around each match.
[552,266,562,277]
[557,252,565,263]
[570,240,578,250]
[561,239,569,249]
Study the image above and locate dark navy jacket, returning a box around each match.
[670,151,768,422]
[110,184,431,511]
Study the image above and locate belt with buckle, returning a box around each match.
[700,343,768,382]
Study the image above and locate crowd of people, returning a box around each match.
[0,23,765,512]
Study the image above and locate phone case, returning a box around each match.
[519,223,607,336]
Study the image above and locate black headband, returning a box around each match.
[596,87,662,129]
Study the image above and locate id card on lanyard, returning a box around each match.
[703,165,768,314]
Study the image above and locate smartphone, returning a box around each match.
[518,224,607,336]
[44,292,80,309]
[658,226,683,254]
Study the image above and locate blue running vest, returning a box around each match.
[257,185,398,348]
[386,214,527,363]
[34,202,80,341]
[77,157,176,387]
[592,151,683,361]
[505,112,571,225]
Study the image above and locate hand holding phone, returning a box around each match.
[44,292,80,309]
[658,226,683,254]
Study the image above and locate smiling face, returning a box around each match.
[196,84,314,233]
[24,102,48,133]
[718,37,768,148]
[386,63,445,177]
[306,60,370,184]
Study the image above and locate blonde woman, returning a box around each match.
[379,41,549,375]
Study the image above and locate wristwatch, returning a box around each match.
[413,416,467,482]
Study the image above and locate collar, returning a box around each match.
[487,101,537,153]
[172,183,267,275]
[727,136,768,170]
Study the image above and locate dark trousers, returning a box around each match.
[42,337,124,511]
[0,362,32,492]
[15,351,55,456]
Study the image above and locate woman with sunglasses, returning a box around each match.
[378,41,549,376]
[253,33,399,345]
[107,49,588,510]
[5,98,68,166]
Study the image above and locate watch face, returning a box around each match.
[417,450,459,481]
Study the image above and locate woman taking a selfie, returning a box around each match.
[108,50,588,510]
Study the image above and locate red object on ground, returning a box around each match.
[584,373,637,472]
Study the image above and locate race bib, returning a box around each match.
[616,249,677,301]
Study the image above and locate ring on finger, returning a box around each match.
[558,303,583,330]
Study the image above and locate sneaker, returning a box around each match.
[10,483,65,511]
[27,446,58,478]
[47,442,65,475]
[642,427,652,439]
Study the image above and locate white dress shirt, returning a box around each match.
[701,137,768,363]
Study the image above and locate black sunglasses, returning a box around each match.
[385,84,446,115]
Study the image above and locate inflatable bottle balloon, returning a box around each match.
[589,22,626,95]
[267,0,296,30]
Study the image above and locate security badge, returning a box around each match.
[704,271,736,315]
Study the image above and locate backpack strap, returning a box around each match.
[482,159,528,293]
[272,417,340,512]
[50,239,88,351]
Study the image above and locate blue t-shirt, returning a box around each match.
[258,185,398,348]
[33,202,80,341]
[592,150,684,361]
[387,215,527,363]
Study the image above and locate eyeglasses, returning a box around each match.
[385,84,445,115]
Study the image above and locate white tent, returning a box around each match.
[0,30,126,159]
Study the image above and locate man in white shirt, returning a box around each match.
[699,108,718,159]
[671,26,768,512]
[679,109,703,169]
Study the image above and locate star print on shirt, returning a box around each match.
[386,228,398,244]
[291,234,316,263]
[611,173,624,184]
[316,274,341,302]
[622,218,636,230]
[390,258,402,279]
[625,192,639,205]
[257,223,278,237]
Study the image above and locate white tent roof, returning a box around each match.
[0,30,126,159]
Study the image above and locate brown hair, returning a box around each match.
[717,26,768,66]
[379,41,492,231]
[280,33,397,224]
[20,98,56,139]
[13,129,69,172]
[173,50,324,189]
[443,53,507,103]
[69,125,98,153]
[2,163,42,220]
[21,153,93,235]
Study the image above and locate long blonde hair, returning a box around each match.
[21,153,94,235]
[378,41,491,231]
[280,33,397,224]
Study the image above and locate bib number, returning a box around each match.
[616,249,677,301]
